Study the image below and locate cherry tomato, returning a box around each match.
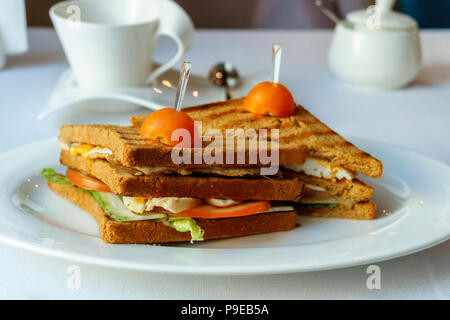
[243,81,295,116]
[139,108,198,147]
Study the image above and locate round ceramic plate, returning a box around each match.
[0,137,449,275]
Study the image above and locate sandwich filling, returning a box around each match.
[298,186,360,207]
[283,159,359,207]
[122,196,243,214]
[300,185,356,204]
[65,141,355,181]
[62,142,361,211]
[64,141,358,208]
[40,168,294,242]
[66,142,266,177]
[284,158,355,180]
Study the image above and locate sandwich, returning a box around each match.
[40,120,305,244]
[40,95,382,244]
[131,97,383,220]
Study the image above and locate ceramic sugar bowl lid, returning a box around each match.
[346,0,418,30]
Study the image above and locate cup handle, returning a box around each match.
[145,0,195,85]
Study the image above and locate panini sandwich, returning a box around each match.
[41,120,305,244]
[131,97,382,220]
[41,96,382,244]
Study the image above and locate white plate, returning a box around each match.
[0,137,449,275]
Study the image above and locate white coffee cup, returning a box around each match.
[49,0,194,89]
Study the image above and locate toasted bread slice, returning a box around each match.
[60,150,305,201]
[283,170,373,203]
[130,98,382,178]
[48,182,298,244]
[59,123,307,169]
[297,201,376,220]
[60,124,188,168]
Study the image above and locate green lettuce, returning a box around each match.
[39,168,73,186]
[40,168,124,220]
[40,168,205,242]
[168,217,205,243]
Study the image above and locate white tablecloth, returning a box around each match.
[0,28,448,299]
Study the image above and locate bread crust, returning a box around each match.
[60,150,305,200]
[283,170,373,202]
[297,201,377,220]
[48,182,298,244]
[131,98,383,178]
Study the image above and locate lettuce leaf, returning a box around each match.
[168,217,205,243]
[39,168,73,186]
[39,168,125,220]
[40,168,205,242]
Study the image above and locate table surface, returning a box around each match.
[0,28,448,299]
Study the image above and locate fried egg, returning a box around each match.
[123,196,148,214]
[284,158,354,180]
[69,144,113,159]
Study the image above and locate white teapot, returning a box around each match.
[328,0,421,89]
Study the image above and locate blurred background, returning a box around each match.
[24,0,450,29]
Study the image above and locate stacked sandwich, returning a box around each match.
[131,98,383,220]
[41,98,382,244]
[41,120,305,243]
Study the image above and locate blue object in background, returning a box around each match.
[397,0,450,28]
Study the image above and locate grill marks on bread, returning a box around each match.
[131,99,382,177]
[60,123,297,168]
[61,98,382,177]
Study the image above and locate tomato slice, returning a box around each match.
[66,168,111,192]
[172,201,270,218]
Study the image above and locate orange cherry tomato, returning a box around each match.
[139,108,198,147]
[172,201,270,218]
[66,168,111,192]
[242,81,295,117]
